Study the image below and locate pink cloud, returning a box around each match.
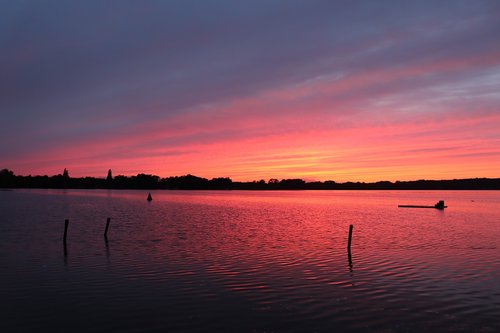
[5,45,500,181]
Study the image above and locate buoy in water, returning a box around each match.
[147,192,152,202]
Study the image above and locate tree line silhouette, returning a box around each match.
[1,168,499,190]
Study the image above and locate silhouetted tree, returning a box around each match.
[0,169,16,188]
[279,178,306,189]
[106,169,113,181]
[132,173,160,189]
[113,175,130,189]
[164,174,209,189]
[267,178,279,190]
[209,177,232,190]
[63,168,69,178]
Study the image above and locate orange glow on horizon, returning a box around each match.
[4,49,500,182]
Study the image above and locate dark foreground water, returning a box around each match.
[0,189,499,332]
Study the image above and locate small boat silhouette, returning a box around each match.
[147,192,152,202]
[398,200,447,210]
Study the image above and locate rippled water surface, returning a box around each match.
[1,189,499,332]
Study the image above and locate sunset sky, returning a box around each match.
[1,1,500,182]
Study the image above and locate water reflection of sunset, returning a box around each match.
[2,189,499,331]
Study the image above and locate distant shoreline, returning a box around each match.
[4,188,500,191]
[1,169,499,190]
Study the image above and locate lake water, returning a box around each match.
[1,189,499,332]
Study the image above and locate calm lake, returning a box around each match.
[1,189,499,332]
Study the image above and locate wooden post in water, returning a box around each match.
[104,217,111,238]
[63,219,69,243]
[347,224,353,251]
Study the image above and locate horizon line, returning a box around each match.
[2,169,499,184]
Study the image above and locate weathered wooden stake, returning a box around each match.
[104,217,111,238]
[347,224,353,251]
[63,241,68,258]
[63,219,69,243]
[347,250,353,272]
